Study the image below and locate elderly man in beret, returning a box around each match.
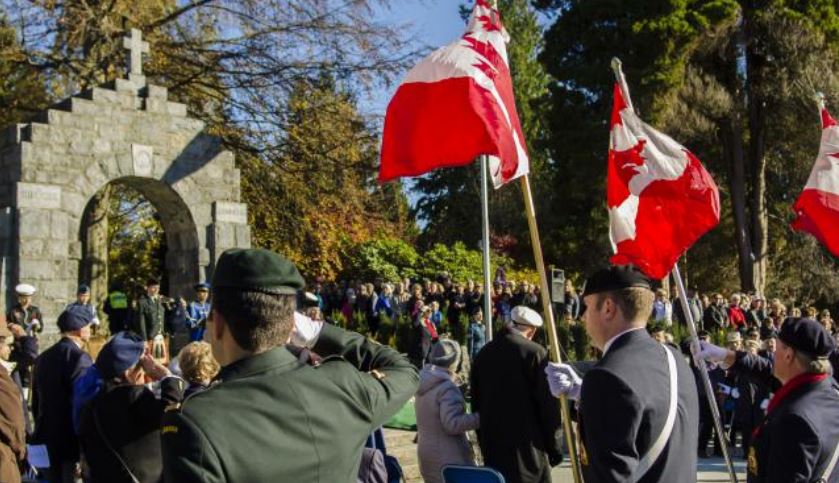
[546,265,699,483]
[470,305,562,483]
[161,248,418,482]
[698,317,839,482]
[31,305,95,483]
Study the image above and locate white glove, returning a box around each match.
[30,319,40,329]
[291,311,323,348]
[731,388,740,399]
[545,362,582,401]
[760,398,769,411]
[696,340,729,363]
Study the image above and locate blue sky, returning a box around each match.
[364,1,466,116]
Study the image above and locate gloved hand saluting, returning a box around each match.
[696,340,731,363]
[291,311,324,348]
[544,362,582,401]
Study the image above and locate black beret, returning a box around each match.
[213,248,305,295]
[778,317,835,357]
[582,265,652,298]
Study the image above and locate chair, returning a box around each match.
[441,465,506,483]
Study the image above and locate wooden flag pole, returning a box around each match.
[520,174,583,483]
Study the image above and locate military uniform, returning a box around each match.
[726,320,839,483]
[134,295,165,341]
[162,323,417,482]
[161,248,419,482]
[7,297,42,390]
[578,329,699,482]
[547,266,699,483]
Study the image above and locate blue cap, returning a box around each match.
[77,284,90,294]
[57,305,94,332]
[194,282,210,291]
[96,332,145,379]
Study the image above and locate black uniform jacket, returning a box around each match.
[31,337,92,460]
[161,324,418,483]
[79,377,186,483]
[578,329,699,483]
[731,353,839,483]
[470,328,562,483]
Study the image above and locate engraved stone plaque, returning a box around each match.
[16,183,61,209]
[213,202,247,224]
[132,144,154,177]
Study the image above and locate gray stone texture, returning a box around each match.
[0,74,249,338]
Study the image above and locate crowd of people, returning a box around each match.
[0,254,837,482]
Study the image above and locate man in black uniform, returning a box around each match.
[31,305,94,483]
[161,248,418,482]
[471,305,562,483]
[546,265,699,482]
[698,317,839,482]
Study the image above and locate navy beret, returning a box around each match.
[778,317,835,357]
[582,265,652,298]
[212,248,305,295]
[96,331,145,379]
[57,305,93,332]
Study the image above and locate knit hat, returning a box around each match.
[428,339,460,370]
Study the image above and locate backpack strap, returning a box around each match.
[634,345,678,479]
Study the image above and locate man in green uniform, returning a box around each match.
[134,278,165,342]
[161,248,419,482]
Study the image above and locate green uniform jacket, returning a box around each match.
[161,324,419,482]
[134,295,165,341]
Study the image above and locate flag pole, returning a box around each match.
[673,264,739,483]
[480,155,493,342]
[520,174,583,483]
[612,57,737,482]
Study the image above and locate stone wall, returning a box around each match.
[0,77,249,337]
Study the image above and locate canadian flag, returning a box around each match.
[608,82,720,279]
[791,102,839,256]
[378,0,528,188]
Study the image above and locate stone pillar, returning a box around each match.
[208,202,251,279]
[0,207,14,312]
[15,182,71,335]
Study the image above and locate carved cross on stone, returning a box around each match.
[122,28,149,76]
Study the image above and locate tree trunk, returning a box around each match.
[723,114,754,292]
[81,185,111,308]
[744,6,769,296]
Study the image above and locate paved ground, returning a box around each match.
[550,457,747,482]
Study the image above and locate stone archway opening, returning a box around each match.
[78,176,200,312]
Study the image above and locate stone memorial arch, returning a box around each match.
[0,29,250,334]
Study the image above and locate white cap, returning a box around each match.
[15,284,36,296]
[511,306,543,328]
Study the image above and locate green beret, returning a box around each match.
[213,248,305,295]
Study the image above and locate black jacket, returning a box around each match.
[731,353,839,482]
[79,377,185,483]
[578,330,699,483]
[31,337,93,460]
[471,329,562,483]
